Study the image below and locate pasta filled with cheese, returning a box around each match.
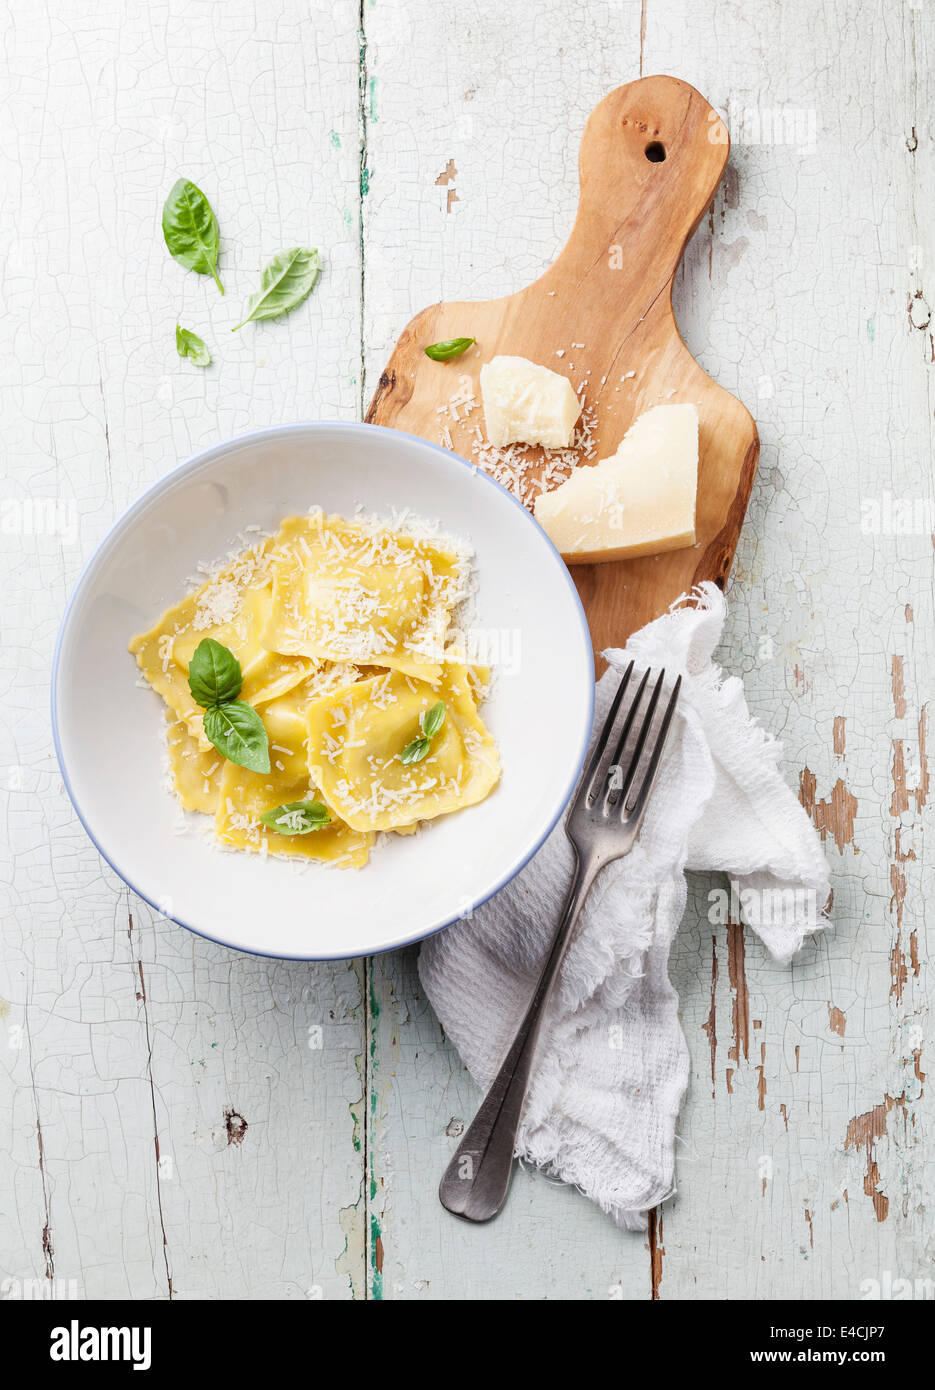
[130,510,499,870]
[306,666,499,832]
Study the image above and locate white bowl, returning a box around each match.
[53,422,594,960]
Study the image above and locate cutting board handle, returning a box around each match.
[367,75,757,657]
[544,76,729,310]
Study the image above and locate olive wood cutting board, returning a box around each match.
[366,75,759,660]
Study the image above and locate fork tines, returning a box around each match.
[577,663,681,823]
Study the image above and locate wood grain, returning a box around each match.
[367,76,759,657]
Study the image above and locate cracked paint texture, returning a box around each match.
[1,0,933,1301]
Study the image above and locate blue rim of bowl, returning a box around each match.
[51,420,595,962]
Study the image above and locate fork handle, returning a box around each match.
[438,849,602,1222]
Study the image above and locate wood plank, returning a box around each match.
[361,0,652,1298]
[0,0,367,1300]
[367,949,651,1300]
[636,0,935,1297]
[362,0,933,1298]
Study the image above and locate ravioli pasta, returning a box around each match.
[130,510,500,869]
[262,513,462,680]
[306,667,498,832]
[129,539,314,749]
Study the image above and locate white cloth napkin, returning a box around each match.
[419,583,831,1229]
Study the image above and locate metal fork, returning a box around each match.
[438,662,681,1223]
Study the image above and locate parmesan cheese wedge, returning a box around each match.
[479,355,581,448]
[533,403,699,565]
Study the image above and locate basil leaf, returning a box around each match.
[203,701,270,773]
[399,735,432,766]
[260,799,331,835]
[176,325,212,367]
[424,337,475,362]
[187,638,243,707]
[422,701,446,738]
[162,178,224,294]
[232,247,321,331]
[399,701,447,764]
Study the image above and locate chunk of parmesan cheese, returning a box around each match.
[533,403,699,564]
[479,355,582,448]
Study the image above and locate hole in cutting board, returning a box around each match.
[644,141,666,162]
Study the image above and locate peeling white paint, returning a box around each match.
[0,0,931,1301]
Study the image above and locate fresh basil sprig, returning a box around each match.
[424,337,475,362]
[203,703,270,773]
[399,736,431,766]
[187,638,270,773]
[233,247,321,330]
[162,179,224,294]
[260,800,331,835]
[187,637,243,706]
[176,325,212,367]
[399,701,447,766]
[423,701,447,738]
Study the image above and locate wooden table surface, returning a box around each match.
[1,0,932,1300]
